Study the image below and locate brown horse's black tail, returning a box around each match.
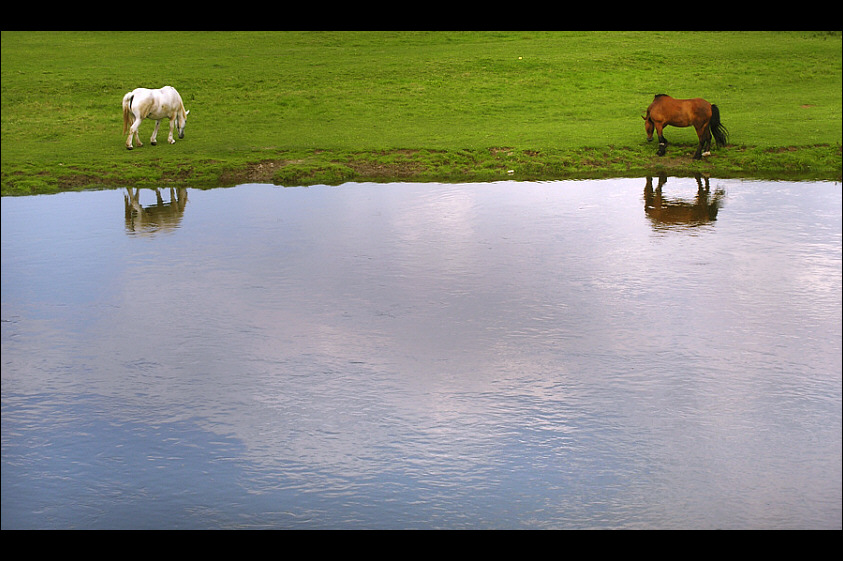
[710,104,729,147]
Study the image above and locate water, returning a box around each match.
[2,177,841,529]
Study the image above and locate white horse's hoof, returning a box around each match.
[126,146,133,150]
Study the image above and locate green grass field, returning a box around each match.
[2,31,840,195]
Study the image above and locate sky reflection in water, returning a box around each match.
[2,177,841,529]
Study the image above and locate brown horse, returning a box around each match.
[643,94,728,159]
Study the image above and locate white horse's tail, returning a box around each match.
[122,92,135,134]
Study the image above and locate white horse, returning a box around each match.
[122,86,190,150]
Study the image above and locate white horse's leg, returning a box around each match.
[150,120,161,146]
[167,117,176,144]
[127,116,143,149]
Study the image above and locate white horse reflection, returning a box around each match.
[124,187,188,235]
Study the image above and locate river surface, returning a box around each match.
[2,177,841,529]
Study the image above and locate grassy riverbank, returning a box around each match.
[2,31,840,196]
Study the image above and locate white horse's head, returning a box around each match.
[178,109,190,139]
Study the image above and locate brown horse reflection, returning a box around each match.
[644,174,724,229]
[125,187,188,234]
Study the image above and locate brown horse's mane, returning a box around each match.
[654,93,669,98]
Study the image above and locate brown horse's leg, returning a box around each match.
[655,123,667,156]
[693,122,712,159]
[701,123,713,157]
